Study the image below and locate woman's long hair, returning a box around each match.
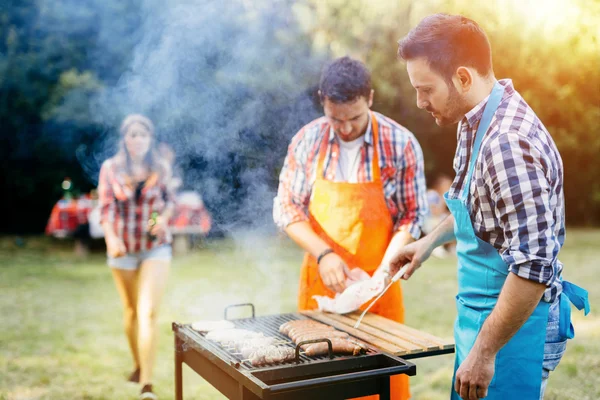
[114,114,168,184]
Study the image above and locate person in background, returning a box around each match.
[423,174,454,258]
[98,114,175,400]
[274,56,428,400]
[391,14,589,399]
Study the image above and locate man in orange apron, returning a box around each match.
[273,56,428,400]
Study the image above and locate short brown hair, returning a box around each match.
[397,14,492,81]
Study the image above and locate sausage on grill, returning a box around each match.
[279,320,328,335]
[279,320,325,335]
[294,330,350,344]
[303,338,367,357]
[288,326,335,340]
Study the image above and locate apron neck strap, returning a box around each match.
[371,112,381,181]
[316,111,381,181]
[459,81,504,201]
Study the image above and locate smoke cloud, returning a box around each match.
[39,0,329,309]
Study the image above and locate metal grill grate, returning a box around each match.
[188,313,377,370]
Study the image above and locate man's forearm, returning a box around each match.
[285,221,331,258]
[424,214,456,249]
[474,273,546,357]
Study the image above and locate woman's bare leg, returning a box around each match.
[137,259,170,385]
[110,268,140,369]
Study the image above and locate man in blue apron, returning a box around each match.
[390,14,589,399]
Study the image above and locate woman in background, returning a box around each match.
[98,114,174,400]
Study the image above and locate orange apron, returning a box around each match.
[298,112,410,400]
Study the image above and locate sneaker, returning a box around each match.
[139,384,157,400]
[128,367,140,383]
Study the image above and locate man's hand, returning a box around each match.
[388,237,434,280]
[318,252,351,293]
[454,346,496,399]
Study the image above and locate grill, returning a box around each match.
[173,303,417,400]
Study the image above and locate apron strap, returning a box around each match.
[315,125,330,179]
[559,280,590,339]
[370,112,381,181]
[316,111,382,181]
[459,81,505,201]
[562,280,591,315]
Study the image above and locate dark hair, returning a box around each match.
[397,14,492,81]
[319,56,372,103]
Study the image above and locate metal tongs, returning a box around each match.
[353,264,410,329]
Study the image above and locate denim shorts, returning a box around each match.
[107,244,172,270]
[541,297,568,398]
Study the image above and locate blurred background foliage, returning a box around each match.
[1,0,598,233]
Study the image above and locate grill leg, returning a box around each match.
[175,335,184,400]
[239,384,260,400]
[378,376,391,400]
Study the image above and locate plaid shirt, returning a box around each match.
[98,158,175,253]
[274,112,428,239]
[447,79,564,303]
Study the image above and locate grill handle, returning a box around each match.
[224,303,255,320]
[295,338,333,362]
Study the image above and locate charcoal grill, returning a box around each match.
[173,303,417,400]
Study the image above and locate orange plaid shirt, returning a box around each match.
[273,112,428,239]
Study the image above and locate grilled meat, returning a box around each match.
[230,337,278,352]
[248,345,296,366]
[205,329,263,344]
[288,326,335,340]
[294,330,350,344]
[303,338,367,357]
[279,320,328,335]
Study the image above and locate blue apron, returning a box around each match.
[445,82,590,399]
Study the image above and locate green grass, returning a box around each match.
[0,229,598,399]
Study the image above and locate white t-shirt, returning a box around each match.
[335,135,365,183]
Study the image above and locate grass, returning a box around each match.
[0,229,598,400]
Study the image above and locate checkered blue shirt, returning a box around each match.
[447,79,564,303]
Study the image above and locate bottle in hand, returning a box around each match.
[147,211,159,241]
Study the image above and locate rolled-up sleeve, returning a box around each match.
[482,132,558,286]
[393,133,428,239]
[273,131,312,230]
[98,160,116,225]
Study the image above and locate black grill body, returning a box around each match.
[173,312,416,400]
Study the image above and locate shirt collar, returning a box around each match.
[328,111,373,145]
[462,79,514,129]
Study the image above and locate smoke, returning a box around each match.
[37,0,327,308]
[75,0,324,234]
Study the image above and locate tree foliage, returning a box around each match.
[297,0,600,224]
[1,0,598,233]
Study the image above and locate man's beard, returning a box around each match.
[432,84,468,127]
